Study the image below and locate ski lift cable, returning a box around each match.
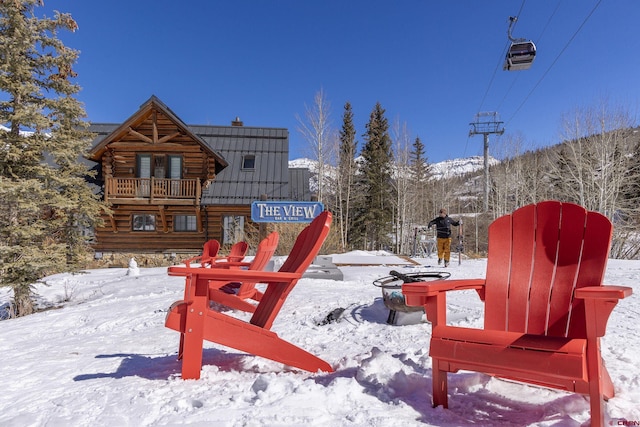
[535,0,562,45]
[496,1,560,116]
[471,1,527,159]
[476,0,527,113]
[461,133,471,158]
[496,73,521,113]
[505,0,603,128]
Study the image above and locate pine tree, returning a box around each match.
[0,0,104,317]
[409,136,431,221]
[336,101,358,250]
[355,102,394,250]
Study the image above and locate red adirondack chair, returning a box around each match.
[165,211,333,380]
[221,240,249,263]
[184,240,248,268]
[209,231,280,312]
[402,201,632,426]
[183,239,220,267]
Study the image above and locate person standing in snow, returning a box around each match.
[428,208,461,267]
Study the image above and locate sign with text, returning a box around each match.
[251,201,324,223]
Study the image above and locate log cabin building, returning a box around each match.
[86,95,311,254]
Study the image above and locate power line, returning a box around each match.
[468,0,527,158]
[494,1,560,113]
[505,0,603,127]
[476,0,527,114]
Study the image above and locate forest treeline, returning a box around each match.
[299,90,640,260]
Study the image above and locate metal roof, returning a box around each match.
[189,124,291,205]
[288,168,312,201]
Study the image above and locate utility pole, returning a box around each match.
[469,112,504,212]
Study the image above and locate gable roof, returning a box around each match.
[86,96,298,205]
[87,95,228,174]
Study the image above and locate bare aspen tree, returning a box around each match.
[296,88,333,203]
[390,118,412,254]
[490,133,527,216]
[616,133,640,259]
[545,100,636,257]
[548,101,633,214]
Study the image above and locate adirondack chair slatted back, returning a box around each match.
[234,232,279,298]
[227,241,249,263]
[202,239,220,260]
[249,211,332,329]
[484,201,612,338]
[184,239,221,267]
[248,232,279,270]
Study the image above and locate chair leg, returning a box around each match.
[586,337,605,426]
[180,308,206,380]
[432,359,448,408]
[179,284,210,380]
[589,391,604,427]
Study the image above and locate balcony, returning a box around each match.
[105,177,201,206]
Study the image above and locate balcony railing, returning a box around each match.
[105,177,201,205]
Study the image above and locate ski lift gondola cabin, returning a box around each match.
[503,40,536,71]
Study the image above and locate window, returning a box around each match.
[174,215,197,232]
[153,156,165,178]
[136,154,183,179]
[168,156,182,178]
[242,154,255,170]
[222,215,245,244]
[136,155,151,197]
[137,155,151,178]
[168,156,182,196]
[132,214,156,231]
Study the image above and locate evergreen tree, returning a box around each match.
[410,136,428,182]
[355,102,394,250]
[409,136,431,222]
[336,101,358,250]
[0,0,104,317]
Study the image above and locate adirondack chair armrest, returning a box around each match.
[403,279,486,304]
[403,279,486,325]
[182,255,203,268]
[208,260,251,269]
[574,285,632,338]
[168,265,301,283]
[574,285,632,300]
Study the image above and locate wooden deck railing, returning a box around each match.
[105,177,201,204]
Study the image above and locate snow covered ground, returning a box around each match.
[1,252,638,426]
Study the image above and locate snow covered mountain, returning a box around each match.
[428,155,498,180]
[289,155,498,180]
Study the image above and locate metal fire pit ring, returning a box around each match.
[373,270,451,324]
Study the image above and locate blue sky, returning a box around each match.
[41,0,640,163]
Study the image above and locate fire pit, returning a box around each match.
[373,270,450,325]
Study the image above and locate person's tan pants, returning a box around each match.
[436,237,452,262]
